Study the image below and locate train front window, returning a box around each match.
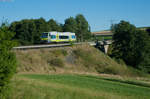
[59,36,69,39]
[41,33,48,38]
[71,35,76,39]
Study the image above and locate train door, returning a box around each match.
[48,32,50,43]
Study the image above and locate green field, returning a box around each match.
[11,74,150,99]
[95,36,112,41]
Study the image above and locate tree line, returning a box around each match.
[110,20,150,73]
[9,14,91,45]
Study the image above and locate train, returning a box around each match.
[41,31,76,43]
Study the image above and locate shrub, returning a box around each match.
[73,48,95,68]
[51,49,68,57]
[0,24,17,98]
[111,20,150,72]
[48,58,64,67]
[61,49,68,56]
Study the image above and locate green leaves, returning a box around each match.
[9,14,92,45]
[0,24,17,97]
[9,18,51,45]
[48,19,62,32]
[63,14,91,42]
[111,20,150,73]
[75,14,91,41]
[63,17,77,33]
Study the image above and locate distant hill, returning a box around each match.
[137,27,150,30]
[92,30,112,36]
[92,26,150,36]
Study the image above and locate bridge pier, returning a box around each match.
[104,45,109,54]
[95,40,111,54]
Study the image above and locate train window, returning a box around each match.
[59,36,69,39]
[41,33,48,38]
[51,35,56,39]
[71,35,76,39]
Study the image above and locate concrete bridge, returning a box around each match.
[95,40,112,54]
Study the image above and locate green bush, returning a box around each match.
[48,58,64,67]
[0,24,17,98]
[51,49,68,57]
[113,58,126,65]
[73,48,95,68]
[111,20,150,73]
[61,49,68,56]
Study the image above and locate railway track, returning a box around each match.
[13,42,96,50]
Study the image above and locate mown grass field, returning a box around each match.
[10,74,150,99]
[95,36,112,41]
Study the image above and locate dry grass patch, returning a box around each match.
[14,44,148,77]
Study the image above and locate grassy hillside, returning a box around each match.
[11,44,150,99]
[10,74,150,99]
[14,44,146,77]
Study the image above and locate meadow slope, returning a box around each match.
[10,74,150,99]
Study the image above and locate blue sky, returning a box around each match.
[0,0,150,31]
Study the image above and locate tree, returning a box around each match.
[48,19,62,32]
[0,24,17,97]
[9,15,92,45]
[33,18,50,44]
[63,17,77,32]
[135,30,150,73]
[111,21,137,66]
[10,18,50,45]
[10,20,36,45]
[75,14,91,41]
[111,20,150,72]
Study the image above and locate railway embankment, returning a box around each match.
[14,44,147,77]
